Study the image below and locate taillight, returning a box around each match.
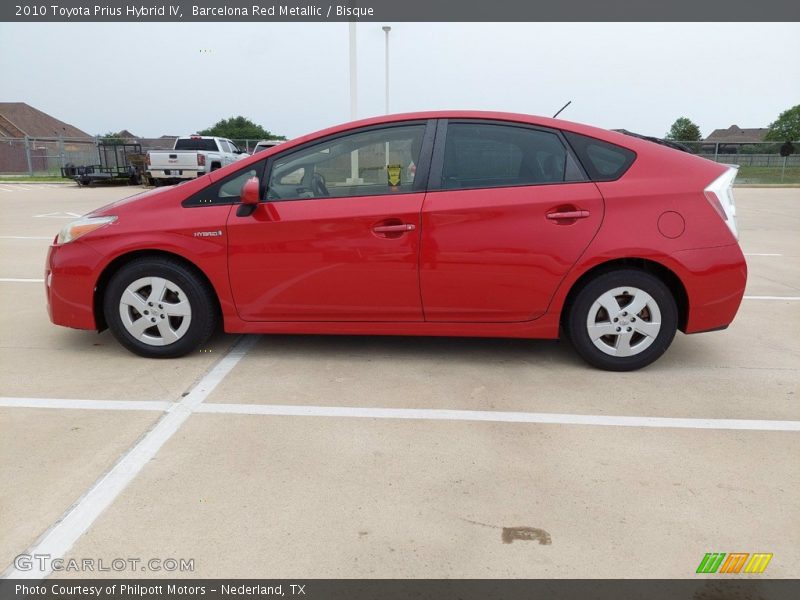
[704,166,739,239]
[704,190,728,221]
[197,154,206,167]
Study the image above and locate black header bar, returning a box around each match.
[2,0,799,22]
[3,580,800,600]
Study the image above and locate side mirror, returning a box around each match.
[236,177,260,217]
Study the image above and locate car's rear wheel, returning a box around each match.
[566,269,677,371]
[103,258,217,358]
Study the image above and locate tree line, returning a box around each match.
[666,104,799,142]
[100,116,286,143]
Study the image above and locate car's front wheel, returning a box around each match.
[103,258,217,358]
[566,269,678,371]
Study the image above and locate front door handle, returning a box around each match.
[547,210,590,220]
[373,223,416,233]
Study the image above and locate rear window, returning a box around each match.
[563,132,636,181]
[441,123,583,190]
[175,138,219,151]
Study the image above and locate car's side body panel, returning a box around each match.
[419,182,604,322]
[47,190,238,331]
[226,193,426,322]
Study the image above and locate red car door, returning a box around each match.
[420,121,604,322]
[227,122,432,322]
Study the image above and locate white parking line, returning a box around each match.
[744,296,800,301]
[2,396,797,432]
[0,397,171,411]
[744,253,783,257]
[33,211,80,218]
[0,184,69,191]
[1,335,258,580]
[0,236,52,240]
[196,403,800,432]
[0,278,44,283]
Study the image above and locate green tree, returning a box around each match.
[765,105,800,142]
[98,131,126,145]
[198,116,286,141]
[665,117,702,142]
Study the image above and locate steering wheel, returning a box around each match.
[311,172,330,197]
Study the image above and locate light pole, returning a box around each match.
[382,26,392,169]
[347,21,361,183]
[382,26,391,115]
[349,22,358,120]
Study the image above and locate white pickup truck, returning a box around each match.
[146,135,248,185]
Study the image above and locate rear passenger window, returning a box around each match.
[563,132,636,181]
[441,123,584,190]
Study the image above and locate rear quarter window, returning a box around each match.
[563,131,636,182]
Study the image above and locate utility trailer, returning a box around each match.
[61,142,146,186]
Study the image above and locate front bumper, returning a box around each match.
[45,240,105,330]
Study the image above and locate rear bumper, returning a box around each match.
[674,243,747,334]
[45,241,104,330]
[147,169,204,179]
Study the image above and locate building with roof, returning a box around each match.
[0,102,91,139]
[705,125,769,143]
[0,102,94,173]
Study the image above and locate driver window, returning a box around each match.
[267,124,426,201]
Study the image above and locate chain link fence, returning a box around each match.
[1,136,798,184]
[672,140,800,184]
[0,136,271,178]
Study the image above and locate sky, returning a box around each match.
[1,22,798,140]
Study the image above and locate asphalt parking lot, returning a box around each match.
[0,183,798,579]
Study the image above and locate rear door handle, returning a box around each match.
[372,223,416,233]
[546,210,590,220]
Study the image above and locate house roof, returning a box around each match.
[116,129,139,139]
[0,102,91,138]
[705,125,769,143]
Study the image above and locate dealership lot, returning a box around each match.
[0,184,798,578]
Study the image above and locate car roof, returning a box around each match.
[209,110,690,182]
[284,110,640,151]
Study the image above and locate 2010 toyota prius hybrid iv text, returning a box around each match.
[45,111,747,371]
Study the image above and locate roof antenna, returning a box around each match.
[552,100,572,119]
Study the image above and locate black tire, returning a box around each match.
[210,163,221,172]
[565,269,678,371]
[103,257,218,358]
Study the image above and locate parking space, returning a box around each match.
[0,408,161,571]
[59,416,799,578]
[0,184,798,579]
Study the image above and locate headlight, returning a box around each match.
[57,216,117,244]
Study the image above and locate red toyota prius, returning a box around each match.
[45,111,746,370]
